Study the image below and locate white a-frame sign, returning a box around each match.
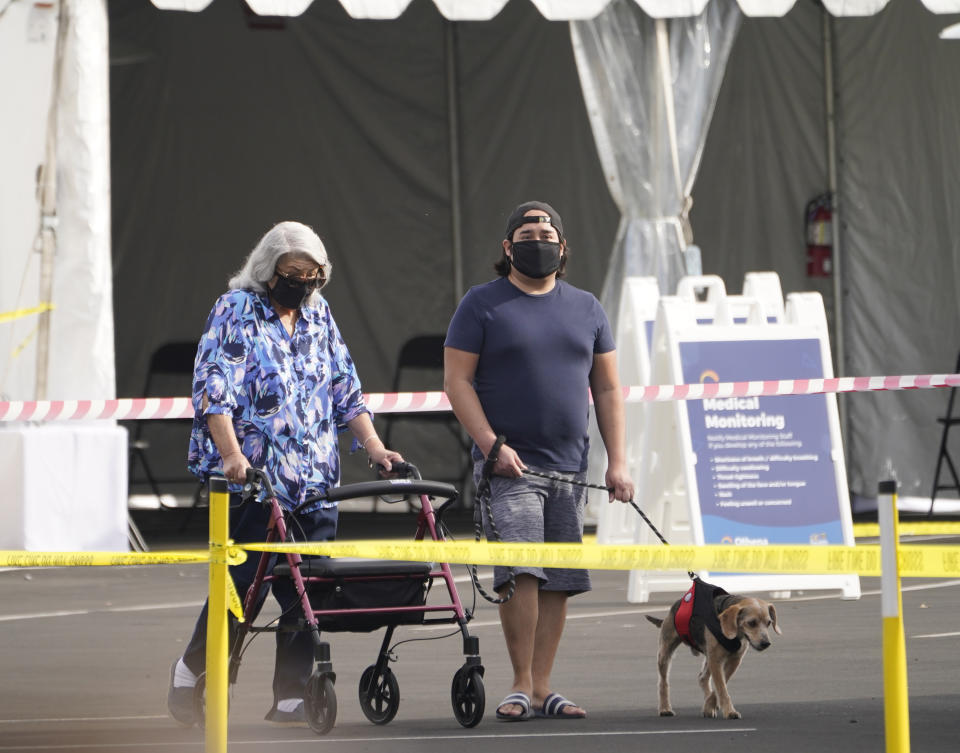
[593,277,660,544]
[627,285,860,602]
[596,272,783,544]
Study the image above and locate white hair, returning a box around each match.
[228,221,332,306]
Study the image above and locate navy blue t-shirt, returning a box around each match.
[445,277,615,472]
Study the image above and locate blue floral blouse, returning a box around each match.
[187,289,369,511]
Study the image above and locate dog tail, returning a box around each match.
[645,615,664,628]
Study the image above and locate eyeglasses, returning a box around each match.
[275,269,325,290]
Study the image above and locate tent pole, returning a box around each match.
[445,20,464,305]
[36,0,69,400]
[823,8,848,445]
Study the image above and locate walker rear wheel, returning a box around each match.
[305,672,337,735]
[450,665,485,727]
[358,664,400,725]
[193,673,206,728]
[193,672,233,728]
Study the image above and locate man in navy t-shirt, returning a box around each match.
[444,201,634,721]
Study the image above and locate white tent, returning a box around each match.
[1,0,112,403]
[2,0,959,500]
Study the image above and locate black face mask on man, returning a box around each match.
[509,240,562,279]
[269,273,311,310]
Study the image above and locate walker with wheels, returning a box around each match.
[192,461,485,734]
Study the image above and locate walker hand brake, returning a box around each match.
[241,466,275,504]
[374,460,418,479]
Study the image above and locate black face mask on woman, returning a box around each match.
[509,240,562,279]
[269,273,311,310]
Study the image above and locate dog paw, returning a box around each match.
[658,710,675,717]
[702,707,718,719]
[723,710,742,720]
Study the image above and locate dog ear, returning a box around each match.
[719,603,742,640]
[768,603,782,635]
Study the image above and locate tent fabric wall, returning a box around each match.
[690,2,832,308]
[689,0,960,498]
[838,0,960,497]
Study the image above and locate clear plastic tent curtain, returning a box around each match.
[570,0,741,322]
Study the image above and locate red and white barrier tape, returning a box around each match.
[1,374,958,423]
[621,373,960,403]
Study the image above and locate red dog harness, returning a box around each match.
[673,577,742,653]
[673,581,698,645]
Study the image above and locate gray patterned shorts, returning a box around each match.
[473,460,591,595]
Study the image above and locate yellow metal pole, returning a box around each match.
[205,477,230,753]
[878,479,910,753]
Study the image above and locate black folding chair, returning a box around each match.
[125,341,204,529]
[929,350,960,516]
[381,334,473,508]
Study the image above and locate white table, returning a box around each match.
[0,423,128,551]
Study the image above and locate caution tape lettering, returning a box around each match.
[4,542,960,578]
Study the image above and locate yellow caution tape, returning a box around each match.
[0,549,246,568]
[10,325,39,360]
[226,571,245,622]
[210,540,246,623]
[854,522,960,538]
[243,540,960,579]
[4,540,960,577]
[0,302,54,325]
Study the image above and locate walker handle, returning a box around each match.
[306,478,459,505]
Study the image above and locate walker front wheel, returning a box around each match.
[305,672,337,735]
[451,665,485,727]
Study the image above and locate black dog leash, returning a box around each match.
[470,436,517,604]
[520,467,696,581]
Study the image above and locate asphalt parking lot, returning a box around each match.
[1,513,958,752]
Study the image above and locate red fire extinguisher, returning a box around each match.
[805,193,833,277]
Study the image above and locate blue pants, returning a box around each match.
[181,493,337,706]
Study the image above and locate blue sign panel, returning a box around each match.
[679,339,843,545]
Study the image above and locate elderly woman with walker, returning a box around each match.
[166,220,402,727]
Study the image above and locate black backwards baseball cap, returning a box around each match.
[504,201,564,240]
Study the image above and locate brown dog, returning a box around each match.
[646,581,780,720]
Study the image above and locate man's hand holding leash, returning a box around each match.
[605,465,634,504]
[481,436,526,478]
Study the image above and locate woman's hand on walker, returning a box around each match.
[368,445,404,475]
[222,451,250,484]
